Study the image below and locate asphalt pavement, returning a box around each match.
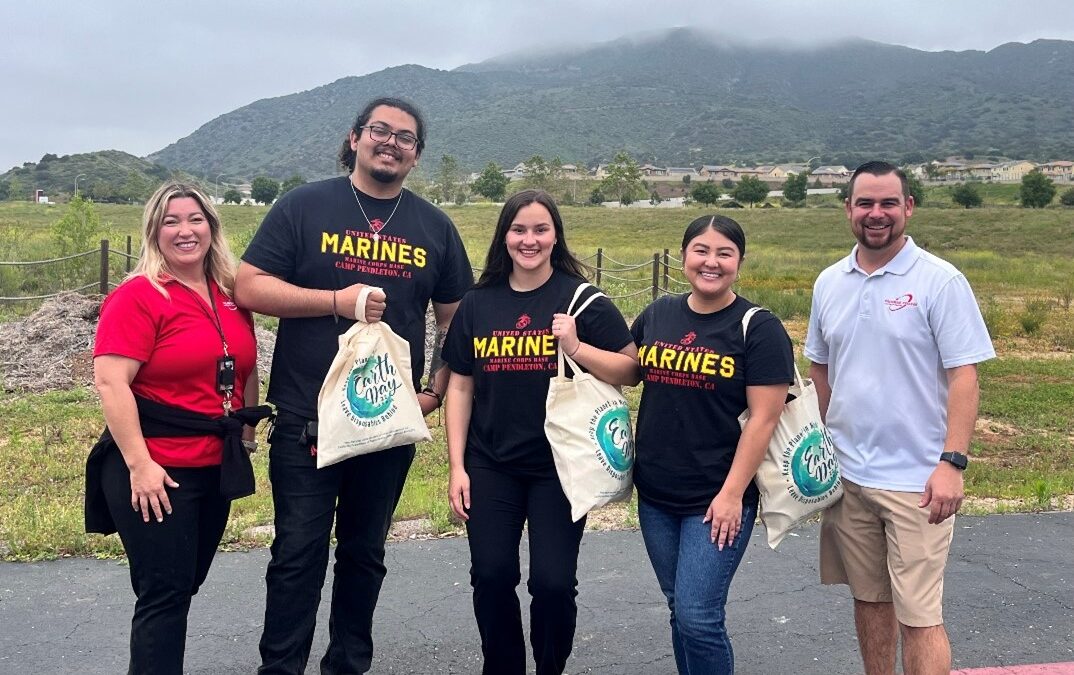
[1,512,1071,674]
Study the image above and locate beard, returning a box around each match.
[856,219,897,250]
[370,167,399,184]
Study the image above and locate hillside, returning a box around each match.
[147,29,1074,180]
[0,150,195,202]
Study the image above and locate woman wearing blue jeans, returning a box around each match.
[629,215,793,673]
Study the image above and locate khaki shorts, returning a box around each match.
[820,479,955,627]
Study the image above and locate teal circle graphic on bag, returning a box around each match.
[790,428,839,497]
[346,356,394,419]
[596,406,634,473]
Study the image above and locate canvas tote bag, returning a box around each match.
[738,307,843,548]
[316,286,431,468]
[545,283,635,522]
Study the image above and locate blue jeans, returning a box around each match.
[638,495,758,675]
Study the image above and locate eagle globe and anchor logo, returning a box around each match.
[591,403,634,477]
[785,424,839,500]
[344,353,402,422]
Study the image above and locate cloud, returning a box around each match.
[2,0,1072,172]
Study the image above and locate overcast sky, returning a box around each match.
[3,0,1072,173]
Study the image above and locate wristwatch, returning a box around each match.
[939,451,968,470]
[242,440,259,452]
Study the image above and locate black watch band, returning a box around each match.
[939,451,968,470]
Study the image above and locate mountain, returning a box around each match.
[147,29,1074,180]
[0,150,195,202]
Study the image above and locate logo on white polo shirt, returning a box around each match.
[884,293,919,311]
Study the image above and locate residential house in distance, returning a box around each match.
[1038,161,1074,182]
[992,161,1037,182]
[765,164,808,181]
[640,164,668,177]
[560,164,581,177]
[810,166,850,186]
[699,165,739,181]
[502,162,529,180]
[665,166,699,178]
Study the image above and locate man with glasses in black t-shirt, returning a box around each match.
[235,97,472,674]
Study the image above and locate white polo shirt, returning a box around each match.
[804,236,995,491]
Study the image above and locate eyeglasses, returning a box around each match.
[360,125,419,151]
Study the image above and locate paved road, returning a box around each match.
[1,512,1071,674]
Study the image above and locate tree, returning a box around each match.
[121,172,153,203]
[436,155,462,205]
[0,181,9,201]
[251,176,280,204]
[721,178,735,189]
[223,188,243,204]
[649,190,662,205]
[600,152,644,205]
[1060,188,1074,207]
[782,172,808,204]
[1020,170,1056,208]
[472,162,509,201]
[6,175,23,200]
[588,187,605,205]
[731,175,769,207]
[53,193,102,250]
[279,174,306,197]
[690,182,722,205]
[682,174,691,185]
[404,167,432,200]
[521,155,554,192]
[906,174,926,206]
[951,183,982,209]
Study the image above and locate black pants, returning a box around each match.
[100,448,230,675]
[465,463,587,675]
[258,410,415,675]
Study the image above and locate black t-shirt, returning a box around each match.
[242,176,473,418]
[631,294,794,515]
[443,271,634,475]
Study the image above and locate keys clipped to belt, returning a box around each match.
[299,421,318,457]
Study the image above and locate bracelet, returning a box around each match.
[332,289,339,324]
[567,342,581,358]
[420,388,443,408]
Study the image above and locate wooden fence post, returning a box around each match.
[126,235,132,272]
[663,248,670,291]
[595,248,603,286]
[99,239,110,295]
[651,253,660,300]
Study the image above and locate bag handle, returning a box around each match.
[557,283,608,379]
[740,306,804,390]
[354,285,384,325]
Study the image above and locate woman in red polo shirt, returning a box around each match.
[92,181,259,675]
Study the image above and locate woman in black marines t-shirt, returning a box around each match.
[631,215,794,674]
[442,190,637,675]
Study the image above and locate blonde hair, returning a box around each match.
[129,181,237,298]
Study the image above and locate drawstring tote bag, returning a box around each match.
[738,306,843,548]
[545,283,635,522]
[316,286,431,468]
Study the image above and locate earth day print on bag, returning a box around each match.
[738,306,843,548]
[315,286,431,468]
[545,283,635,522]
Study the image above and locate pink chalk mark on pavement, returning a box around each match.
[953,663,1074,675]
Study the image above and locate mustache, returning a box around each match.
[374,144,402,159]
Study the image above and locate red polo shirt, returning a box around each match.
[95,275,257,467]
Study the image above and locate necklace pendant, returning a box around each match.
[373,233,380,242]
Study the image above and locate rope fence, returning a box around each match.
[2,242,685,305]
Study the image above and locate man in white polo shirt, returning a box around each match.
[805,161,995,675]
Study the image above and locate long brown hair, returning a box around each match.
[475,189,588,288]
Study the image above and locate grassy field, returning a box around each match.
[0,199,1072,559]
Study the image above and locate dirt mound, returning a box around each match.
[0,293,101,392]
[0,294,437,394]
